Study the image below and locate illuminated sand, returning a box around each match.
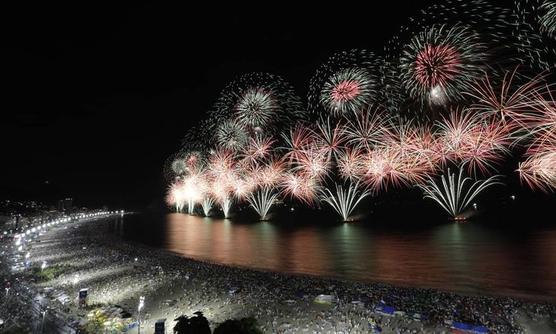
[21,219,556,333]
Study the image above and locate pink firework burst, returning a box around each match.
[331,80,361,103]
[435,111,480,163]
[344,107,389,150]
[282,123,316,164]
[467,69,548,124]
[256,159,286,187]
[415,44,461,89]
[292,147,331,181]
[231,173,255,201]
[320,68,374,115]
[518,150,556,192]
[462,120,512,175]
[280,173,319,205]
[208,148,236,177]
[313,118,346,161]
[517,93,556,145]
[361,148,408,192]
[241,135,275,166]
[337,148,366,181]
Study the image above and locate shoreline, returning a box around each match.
[5,218,556,333]
[160,246,556,306]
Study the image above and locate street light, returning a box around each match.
[138,296,145,334]
[72,274,79,286]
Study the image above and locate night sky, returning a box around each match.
[1,1,461,210]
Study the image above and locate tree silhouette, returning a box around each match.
[213,317,263,334]
[173,312,211,334]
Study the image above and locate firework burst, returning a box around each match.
[362,148,408,192]
[418,168,502,219]
[280,173,320,206]
[344,107,389,150]
[308,49,383,118]
[215,120,249,152]
[247,187,279,221]
[514,0,556,71]
[201,197,215,217]
[319,68,375,116]
[320,182,371,221]
[235,88,279,129]
[518,150,556,192]
[466,69,548,123]
[337,148,366,182]
[400,24,488,107]
[241,135,275,166]
[171,158,187,176]
[211,72,305,136]
[314,118,346,162]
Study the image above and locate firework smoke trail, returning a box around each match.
[201,197,215,217]
[400,24,488,107]
[308,49,383,118]
[247,187,279,221]
[418,168,502,218]
[320,182,371,221]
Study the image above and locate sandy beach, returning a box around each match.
[2,216,556,333]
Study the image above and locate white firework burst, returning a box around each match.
[418,168,502,219]
[247,187,279,221]
[202,197,215,217]
[320,182,371,221]
[216,120,249,151]
[171,159,187,175]
[540,0,556,38]
[235,88,279,129]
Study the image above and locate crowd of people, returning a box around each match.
[4,218,556,333]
